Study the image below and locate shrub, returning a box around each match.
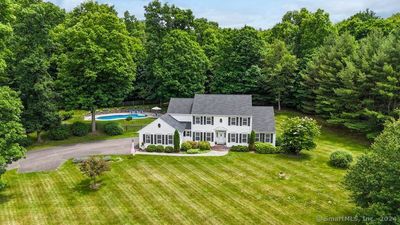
[125,116,133,121]
[187,141,198,149]
[18,137,34,147]
[230,145,249,152]
[155,145,164,153]
[281,117,321,154]
[181,142,193,151]
[59,111,74,121]
[146,145,157,152]
[187,149,200,154]
[249,131,256,151]
[275,135,283,147]
[198,141,211,150]
[70,122,89,137]
[330,151,353,168]
[164,146,176,153]
[104,122,124,136]
[174,130,180,152]
[47,125,70,140]
[255,142,278,154]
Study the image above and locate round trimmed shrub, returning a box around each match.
[329,151,353,168]
[255,142,278,154]
[155,145,164,152]
[47,125,71,140]
[70,122,89,137]
[187,141,198,149]
[187,149,200,154]
[164,146,175,153]
[230,145,249,152]
[146,145,157,152]
[104,122,124,136]
[275,135,283,147]
[181,142,193,151]
[198,141,211,150]
[125,116,133,121]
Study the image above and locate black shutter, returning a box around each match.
[162,135,164,145]
[212,117,214,125]
[239,134,242,143]
[228,133,231,142]
[236,133,238,143]
[248,118,251,126]
[240,117,242,126]
[193,116,195,124]
[192,132,195,141]
[228,117,231,125]
[151,135,154,144]
[271,133,273,143]
[211,133,214,142]
[143,134,145,143]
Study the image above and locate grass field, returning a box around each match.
[0,111,369,225]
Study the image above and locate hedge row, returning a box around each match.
[146,145,179,153]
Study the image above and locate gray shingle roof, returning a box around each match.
[160,114,187,132]
[252,106,275,132]
[191,94,253,116]
[167,98,193,114]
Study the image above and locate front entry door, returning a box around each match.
[216,131,226,145]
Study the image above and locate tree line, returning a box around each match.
[1,0,400,143]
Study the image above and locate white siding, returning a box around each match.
[138,118,183,149]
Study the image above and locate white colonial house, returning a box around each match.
[138,94,276,149]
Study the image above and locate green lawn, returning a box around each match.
[28,110,156,150]
[0,111,369,225]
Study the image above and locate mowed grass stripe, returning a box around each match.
[230,155,327,224]
[216,156,302,225]
[182,159,280,225]
[143,158,213,224]
[60,163,114,224]
[137,159,198,225]
[156,157,233,224]
[241,155,352,219]
[128,160,190,225]
[190,157,288,225]
[100,163,157,225]
[170,158,253,224]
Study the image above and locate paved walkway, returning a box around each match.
[7,138,229,173]
[135,151,228,157]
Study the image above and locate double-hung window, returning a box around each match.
[195,117,201,124]
[243,118,248,126]
[206,133,212,141]
[265,134,271,143]
[156,135,162,144]
[255,133,260,142]
[195,132,201,141]
[230,133,236,143]
[184,130,191,137]
[231,117,236,126]
[206,117,212,125]
[145,134,151,143]
[168,135,173,144]
[242,134,248,143]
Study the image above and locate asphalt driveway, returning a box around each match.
[7,138,137,173]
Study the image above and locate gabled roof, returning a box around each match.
[191,94,253,116]
[167,98,193,114]
[160,114,187,132]
[252,106,275,132]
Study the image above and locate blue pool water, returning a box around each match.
[97,113,147,121]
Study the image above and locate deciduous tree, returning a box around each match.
[0,86,26,190]
[52,2,138,132]
[80,156,110,190]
